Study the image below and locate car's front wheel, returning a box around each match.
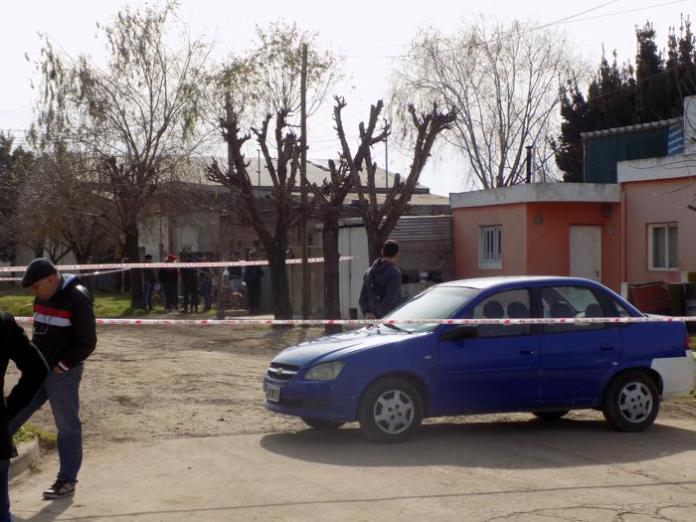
[358,377,423,443]
[602,371,660,432]
[301,418,345,431]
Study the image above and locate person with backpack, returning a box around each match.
[359,240,403,319]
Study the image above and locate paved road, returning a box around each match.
[10,416,696,521]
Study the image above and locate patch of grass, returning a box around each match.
[1,288,225,318]
[91,291,141,317]
[0,291,34,317]
[1,289,144,317]
[13,424,57,451]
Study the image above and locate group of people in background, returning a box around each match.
[0,239,401,519]
[143,249,263,314]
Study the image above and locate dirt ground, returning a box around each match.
[7,324,696,521]
[13,323,696,449]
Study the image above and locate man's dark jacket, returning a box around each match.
[359,258,402,319]
[31,275,97,371]
[0,312,49,460]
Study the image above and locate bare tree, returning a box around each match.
[10,147,117,265]
[0,133,33,262]
[392,19,573,188]
[206,22,340,319]
[340,101,455,263]
[12,160,70,261]
[31,3,211,306]
[306,97,389,320]
[207,104,304,319]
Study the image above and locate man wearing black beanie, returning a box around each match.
[11,258,97,500]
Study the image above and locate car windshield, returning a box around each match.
[382,286,480,333]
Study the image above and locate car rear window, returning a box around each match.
[542,286,606,333]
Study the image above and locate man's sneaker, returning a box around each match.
[42,480,76,500]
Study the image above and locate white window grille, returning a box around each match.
[648,223,678,270]
[479,225,502,269]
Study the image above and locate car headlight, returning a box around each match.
[305,362,345,381]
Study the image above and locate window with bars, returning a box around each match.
[648,223,678,270]
[479,225,502,269]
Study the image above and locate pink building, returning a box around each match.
[618,157,696,284]
[450,97,696,291]
[451,184,622,290]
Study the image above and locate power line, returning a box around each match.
[560,0,688,25]
[534,0,622,30]
[338,0,686,60]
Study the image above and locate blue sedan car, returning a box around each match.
[264,276,696,442]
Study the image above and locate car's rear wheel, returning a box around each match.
[358,377,423,443]
[602,371,660,432]
[532,410,569,421]
[301,418,345,431]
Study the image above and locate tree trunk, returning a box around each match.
[367,230,387,265]
[267,242,292,320]
[322,216,343,334]
[73,251,94,294]
[124,224,144,309]
[215,268,225,320]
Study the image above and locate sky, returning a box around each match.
[1,0,692,196]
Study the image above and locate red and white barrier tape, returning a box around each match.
[0,268,129,282]
[0,256,355,273]
[12,316,696,326]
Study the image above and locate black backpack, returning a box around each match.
[365,267,386,311]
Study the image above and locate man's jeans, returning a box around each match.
[0,459,12,522]
[143,281,154,309]
[9,365,83,483]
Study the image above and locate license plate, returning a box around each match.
[265,383,281,402]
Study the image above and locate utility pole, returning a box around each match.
[220,92,236,319]
[257,149,261,186]
[300,43,310,319]
[385,136,389,189]
[525,145,533,183]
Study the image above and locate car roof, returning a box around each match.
[439,276,602,290]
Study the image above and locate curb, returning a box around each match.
[9,440,40,480]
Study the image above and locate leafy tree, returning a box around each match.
[554,18,696,181]
[554,54,637,181]
[31,3,211,306]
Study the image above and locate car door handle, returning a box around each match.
[600,346,615,352]
[519,348,535,355]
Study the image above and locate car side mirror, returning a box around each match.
[439,325,478,342]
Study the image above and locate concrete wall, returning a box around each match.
[139,214,170,260]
